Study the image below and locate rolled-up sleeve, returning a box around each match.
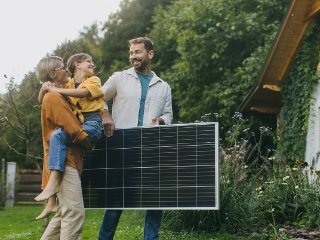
[103,73,119,110]
[160,86,173,125]
[103,73,118,102]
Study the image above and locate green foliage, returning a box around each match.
[150,0,290,125]
[0,74,42,170]
[255,157,320,229]
[52,26,103,71]
[278,18,320,163]
[0,172,5,208]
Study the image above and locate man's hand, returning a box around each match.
[102,110,115,137]
[151,117,164,126]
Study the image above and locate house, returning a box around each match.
[238,0,320,166]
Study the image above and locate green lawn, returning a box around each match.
[0,207,251,239]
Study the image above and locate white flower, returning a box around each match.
[295,185,299,189]
[265,181,274,184]
[268,208,275,213]
[283,176,290,181]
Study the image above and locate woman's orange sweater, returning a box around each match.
[41,92,88,189]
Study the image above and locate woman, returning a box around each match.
[35,56,92,239]
[35,53,103,220]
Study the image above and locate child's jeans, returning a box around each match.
[48,121,102,171]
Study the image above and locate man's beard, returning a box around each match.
[132,59,148,72]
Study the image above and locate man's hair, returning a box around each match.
[35,56,63,83]
[67,53,91,78]
[129,37,154,52]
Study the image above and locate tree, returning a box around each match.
[149,0,290,126]
[0,74,42,170]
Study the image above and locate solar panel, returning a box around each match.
[81,122,219,210]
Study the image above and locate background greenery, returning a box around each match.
[277,20,320,162]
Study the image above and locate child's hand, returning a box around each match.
[46,83,58,92]
[80,138,95,152]
[41,81,55,91]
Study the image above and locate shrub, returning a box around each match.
[256,155,320,228]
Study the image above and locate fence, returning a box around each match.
[0,160,42,207]
[16,169,42,206]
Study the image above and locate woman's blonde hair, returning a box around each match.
[67,53,91,78]
[35,56,63,82]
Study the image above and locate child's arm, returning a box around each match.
[48,86,92,98]
[38,88,46,104]
[38,82,55,103]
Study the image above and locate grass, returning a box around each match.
[0,206,252,239]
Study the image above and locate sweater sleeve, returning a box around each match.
[42,92,88,143]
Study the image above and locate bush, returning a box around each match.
[256,155,320,228]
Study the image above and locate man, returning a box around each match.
[99,37,173,240]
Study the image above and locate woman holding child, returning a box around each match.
[35,53,103,239]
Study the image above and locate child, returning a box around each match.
[35,53,104,220]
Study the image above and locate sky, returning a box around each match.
[0,0,122,93]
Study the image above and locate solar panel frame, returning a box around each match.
[81,122,220,210]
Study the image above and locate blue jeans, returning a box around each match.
[48,121,102,171]
[98,210,162,240]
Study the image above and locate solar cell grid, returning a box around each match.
[81,122,219,210]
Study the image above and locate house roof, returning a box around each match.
[239,0,320,114]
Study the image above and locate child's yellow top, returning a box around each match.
[65,76,104,123]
